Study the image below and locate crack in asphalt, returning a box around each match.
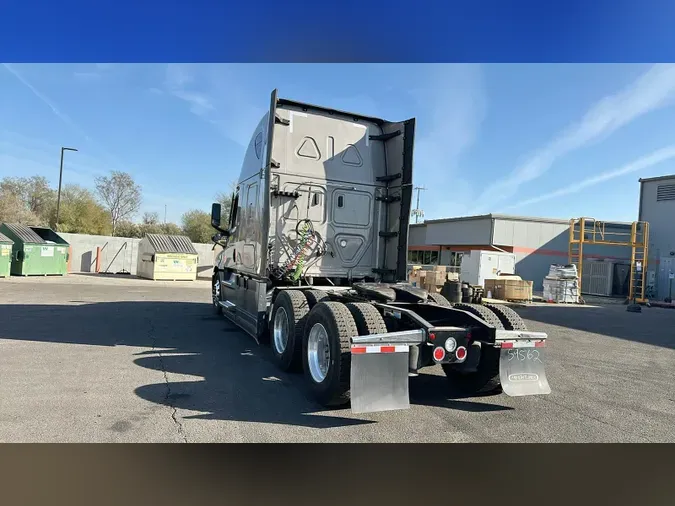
[149,316,188,443]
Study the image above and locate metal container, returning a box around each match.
[459,250,517,287]
[581,260,615,297]
[0,223,69,276]
[0,231,13,277]
[136,234,199,281]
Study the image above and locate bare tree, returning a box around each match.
[215,181,237,227]
[142,211,160,225]
[0,176,55,225]
[94,171,142,236]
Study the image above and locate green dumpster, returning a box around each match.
[0,223,70,276]
[0,231,13,278]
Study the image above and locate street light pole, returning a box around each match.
[56,147,78,231]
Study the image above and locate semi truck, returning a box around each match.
[209,89,551,413]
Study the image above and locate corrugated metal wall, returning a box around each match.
[639,176,675,299]
[408,224,427,246]
[424,217,492,246]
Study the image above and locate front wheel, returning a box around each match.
[270,290,310,372]
[302,302,358,407]
[212,273,223,315]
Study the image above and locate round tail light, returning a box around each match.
[433,347,446,361]
[444,337,457,352]
[455,346,467,361]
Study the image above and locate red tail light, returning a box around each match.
[433,347,445,361]
[455,346,467,360]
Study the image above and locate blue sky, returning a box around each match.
[2,63,675,224]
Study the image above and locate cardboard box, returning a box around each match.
[484,278,533,301]
[446,271,459,282]
[424,270,441,286]
[408,269,428,288]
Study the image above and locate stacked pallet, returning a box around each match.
[543,264,580,303]
[484,275,533,302]
[408,265,459,292]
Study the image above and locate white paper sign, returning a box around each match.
[40,246,54,257]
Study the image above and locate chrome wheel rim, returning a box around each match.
[212,277,220,306]
[273,307,289,354]
[307,323,330,383]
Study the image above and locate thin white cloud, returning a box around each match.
[505,145,675,210]
[475,64,675,211]
[2,63,87,137]
[165,63,194,89]
[409,64,487,219]
[1,63,129,170]
[170,89,214,115]
[159,64,265,148]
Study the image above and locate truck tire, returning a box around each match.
[442,303,504,395]
[482,303,528,331]
[345,302,387,335]
[302,302,358,407]
[212,273,223,316]
[428,292,452,307]
[270,290,310,372]
[303,289,330,308]
[453,302,503,328]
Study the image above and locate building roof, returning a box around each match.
[639,174,675,183]
[145,234,198,255]
[420,213,572,226]
[0,232,13,244]
[1,223,45,244]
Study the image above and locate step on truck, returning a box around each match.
[210,89,551,413]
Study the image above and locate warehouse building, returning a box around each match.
[408,214,632,291]
[638,174,675,300]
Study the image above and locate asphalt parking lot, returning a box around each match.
[0,275,673,443]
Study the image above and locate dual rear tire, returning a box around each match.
[441,302,528,395]
[270,291,387,407]
[269,290,529,405]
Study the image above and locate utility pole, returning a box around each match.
[411,186,426,224]
[164,205,167,224]
[56,147,78,231]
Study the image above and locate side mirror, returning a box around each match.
[211,203,222,228]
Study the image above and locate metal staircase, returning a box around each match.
[568,218,650,303]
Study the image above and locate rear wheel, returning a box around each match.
[303,289,330,308]
[442,303,504,395]
[270,290,310,372]
[345,302,387,336]
[428,292,452,307]
[302,302,358,407]
[482,302,527,330]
